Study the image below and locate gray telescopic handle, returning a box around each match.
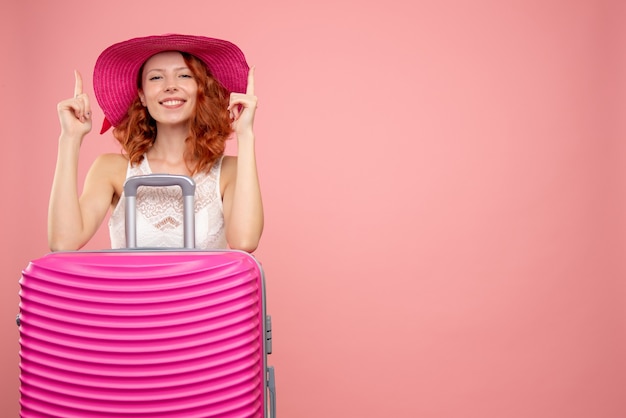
[123,174,196,249]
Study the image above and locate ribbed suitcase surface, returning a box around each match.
[19,250,267,417]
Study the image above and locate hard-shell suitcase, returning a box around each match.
[18,174,276,417]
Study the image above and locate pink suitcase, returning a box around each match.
[18,174,276,417]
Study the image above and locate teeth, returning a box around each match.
[162,100,184,106]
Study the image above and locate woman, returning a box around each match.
[48,34,263,252]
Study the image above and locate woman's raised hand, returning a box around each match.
[57,70,92,139]
[228,66,257,137]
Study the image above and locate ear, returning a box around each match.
[138,90,146,107]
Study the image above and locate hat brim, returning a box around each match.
[93,34,249,133]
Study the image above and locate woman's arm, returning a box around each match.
[48,71,117,251]
[222,67,264,252]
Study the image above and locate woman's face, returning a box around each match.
[138,51,198,128]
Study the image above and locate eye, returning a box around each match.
[180,74,193,79]
[148,75,162,81]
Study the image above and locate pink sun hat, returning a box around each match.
[93,34,249,134]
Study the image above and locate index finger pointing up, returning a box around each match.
[246,66,255,95]
[74,70,83,97]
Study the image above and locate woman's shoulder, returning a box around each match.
[220,155,236,176]
[89,153,129,182]
[92,153,129,170]
[220,155,237,170]
[91,153,129,198]
[217,155,237,194]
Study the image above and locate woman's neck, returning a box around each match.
[147,123,194,174]
[151,122,188,155]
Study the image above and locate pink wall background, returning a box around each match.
[1,0,625,417]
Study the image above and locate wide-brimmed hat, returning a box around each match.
[93,33,249,133]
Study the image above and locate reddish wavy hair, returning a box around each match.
[112,52,233,175]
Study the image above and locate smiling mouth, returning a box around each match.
[160,99,186,106]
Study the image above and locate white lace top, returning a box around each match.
[108,155,227,249]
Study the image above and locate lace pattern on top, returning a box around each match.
[108,156,227,249]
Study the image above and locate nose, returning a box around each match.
[164,75,179,93]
